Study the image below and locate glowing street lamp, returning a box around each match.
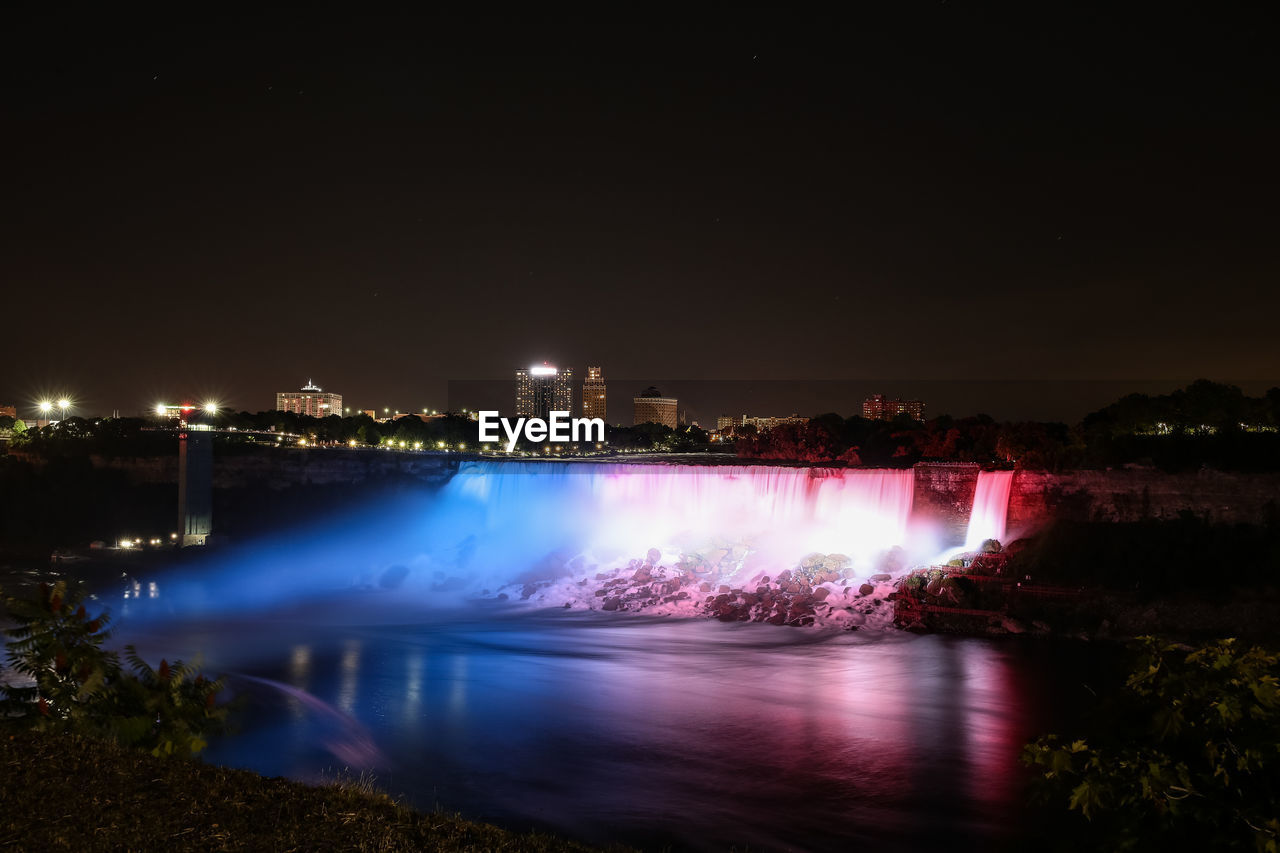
[203,402,218,415]
[39,401,53,416]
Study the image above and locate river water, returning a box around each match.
[120,604,1103,852]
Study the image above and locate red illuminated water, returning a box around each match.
[120,607,1101,853]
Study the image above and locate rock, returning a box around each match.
[633,567,652,582]
[812,587,830,601]
[1001,616,1029,634]
[858,583,875,597]
[869,573,892,583]
[786,583,802,594]
[595,571,613,580]
[497,593,509,601]
[699,582,712,593]
[718,584,731,594]
[594,589,608,597]
[602,597,621,611]
[760,576,770,585]
[646,548,662,564]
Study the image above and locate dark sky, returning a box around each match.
[3,5,1276,421]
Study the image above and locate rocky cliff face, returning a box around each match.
[1007,468,1280,531]
[909,463,1280,538]
[910,463,981,540]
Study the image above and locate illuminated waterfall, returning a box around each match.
[128,461,918,619]
[440,461,916,580]
[964,470,1015,550]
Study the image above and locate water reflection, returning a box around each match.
[175,613,1066,852]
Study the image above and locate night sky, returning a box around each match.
[4,5,1276,422]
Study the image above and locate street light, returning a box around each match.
[57,399,69,421]
[204,402,218,415]
[39,401,53,416]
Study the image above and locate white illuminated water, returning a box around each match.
[965,470,1015,551]
[442,460,917,582]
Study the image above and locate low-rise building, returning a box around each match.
[862,394,925,421]
[276,381,343,418]
[633,387,678,429]
[743,413,809,432]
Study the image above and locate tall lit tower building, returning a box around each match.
[582,366,606,422]
[515,364,574,420]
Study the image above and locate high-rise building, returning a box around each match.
[276,381,343,418]
[633,386,678,429]
[582,366,607,422]
[862,394,925,421]
[516,364,574,419]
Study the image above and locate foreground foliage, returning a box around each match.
[1023,638,1280,851]
[0,728,608,852]
[0,580,225,757]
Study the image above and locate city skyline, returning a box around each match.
[8,375,1280,427]
[3,6,1276,423]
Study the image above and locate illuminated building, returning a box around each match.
[716,414,744,432]
[862,394,925,421]
[582,366,607,422]
[744,414,808,432]
[633,386,678,429]
[0,404,16,419]
[276,381,343,418]
[516,364,574,419]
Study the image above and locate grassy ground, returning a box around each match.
[0,728,614,852]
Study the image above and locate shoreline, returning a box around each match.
[0,727,616,852]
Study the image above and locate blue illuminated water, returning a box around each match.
[65,460,1047,850]
[118,604,1091,853]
